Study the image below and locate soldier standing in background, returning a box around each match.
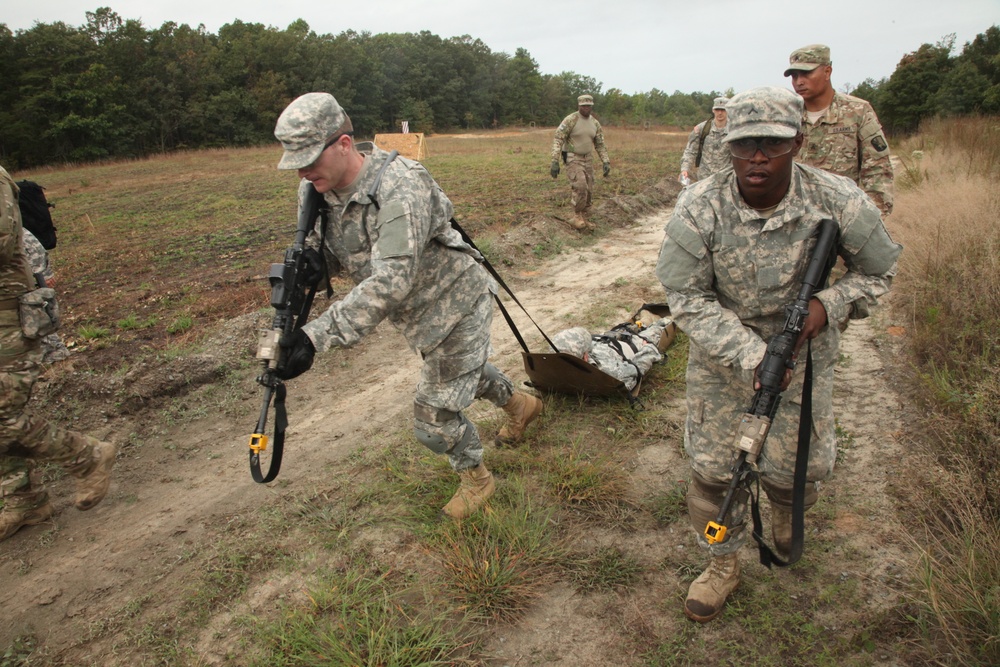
[784,44,894,216]
[0,166,116,541]
[656,87,901,622]
[273,93,543,520]
[22,229,71,364]
[679,96,731,184]
[549,94,611,231]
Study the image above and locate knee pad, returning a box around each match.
[687,470,747,541]
[477,362,513,406]
[413,403,478,457]
[761,479,819,512]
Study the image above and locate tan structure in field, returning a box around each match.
[373,133,428,160]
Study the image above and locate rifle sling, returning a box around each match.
[749,338,814,568]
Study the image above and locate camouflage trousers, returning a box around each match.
[566,154,594,213]
[414,291,514,472]
[0,320,90,512]
[682,336,839,556]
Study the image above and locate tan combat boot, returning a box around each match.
[441,463,496,519]
[65,438,116,511]
[684,552,741,622]
[0,500,54,541]
[571,212,589,230]
[495,392,543,446]
[772,504,793,560]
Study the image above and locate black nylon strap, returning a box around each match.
[449,218,558,353]
[750,338,814,568]
[250,382,286,483]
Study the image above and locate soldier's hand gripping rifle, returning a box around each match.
[248,183,326,483]
[703,218,838,565]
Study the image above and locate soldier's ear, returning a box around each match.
[792,133,805,155]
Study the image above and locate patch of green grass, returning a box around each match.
[0,635,36,667]
[648,481,688,525]
[247,564,471,667]
[117,313,158,330]
[566,545,643,593]
[77,324,111,340]
[166,314,194,334]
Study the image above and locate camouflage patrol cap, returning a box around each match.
[723,87,803,143]
[577,94,594,106]
[551,327,593,358]
[783,44,832,77]
[274,92,354,170]
[712,96,729,110]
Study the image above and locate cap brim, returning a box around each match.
[277,144,324,170]
[724,123,799,143]
[783,63,821,77]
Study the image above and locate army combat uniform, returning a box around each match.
[298,145,517,473]
[21,230,71,364]
[680,120,731,181]
[550,110,610,215]
[798,91,894,216]
[0,167,115,540]
[656,163,901,556]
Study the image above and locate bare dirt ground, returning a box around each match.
[0,186,915,665]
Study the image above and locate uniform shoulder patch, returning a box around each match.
[870,135,888,152]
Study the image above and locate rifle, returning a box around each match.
[703,218,838,565]
[248,183,326,483]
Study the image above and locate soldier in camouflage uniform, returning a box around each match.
[21,230,71,364]
[549,94,611,231]
[655,87,901,622]
[0,166,116,542]
[680,96,731,184]
[273,93,543,520]
[785,44,894,216]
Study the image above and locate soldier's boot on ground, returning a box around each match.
[0,496,54,542]
[441,463,496,519]
[772,504,793,560]
[684,552,741,622]
[495,392,543,446]
[570,212,589,230]
[63,438,116,511]
[655,321,677,354]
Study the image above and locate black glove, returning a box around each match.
[276,328,315,380]
[299,247,324,289]
[602,162,611,178]
[550,160,560,179]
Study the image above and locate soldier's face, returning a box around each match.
[713,109,727,125]
[579,105,593,118]
[731,133,803,207]
[297,135,352,193]
[789,66,832,103]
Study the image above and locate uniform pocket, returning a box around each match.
[18,288,60,339]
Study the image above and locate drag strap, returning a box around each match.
[449,218,557,353]
[751,339,814,568]
[250,382,287,483]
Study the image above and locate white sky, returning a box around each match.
[5,1,998,95]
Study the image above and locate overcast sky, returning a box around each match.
[5,1,998,95]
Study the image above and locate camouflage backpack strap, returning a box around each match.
[695,118,713,168]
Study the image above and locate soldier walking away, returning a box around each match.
[679,96,731,184]
[784,44,894,216]
[0,166,116,542]
[549,94,611,231]
[273,93,543,520]
[655,87,901,622]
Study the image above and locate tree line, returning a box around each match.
[0,8,725,169]
[851,26,1000,134]
[1,8,997,169]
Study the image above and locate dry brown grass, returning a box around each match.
[890,117,1000,666]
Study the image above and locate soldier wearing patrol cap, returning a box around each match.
[680,96,731,185]
[549,94,612,231]
[273,93,543,520]
[784,44,895,216]
[656,86,901,622]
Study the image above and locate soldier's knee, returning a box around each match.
[687,470,747,539]
[413,403,478,457]
[477,363,513,405]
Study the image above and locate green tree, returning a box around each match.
[880,35,955,133]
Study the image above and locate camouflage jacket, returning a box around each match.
[550,112,610,164]
[680,120,731,180]
[798,91,894,216]
[22,230,53,284]
[656,163,901,374]
[301,147,492,355]
[0,168,34,304]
